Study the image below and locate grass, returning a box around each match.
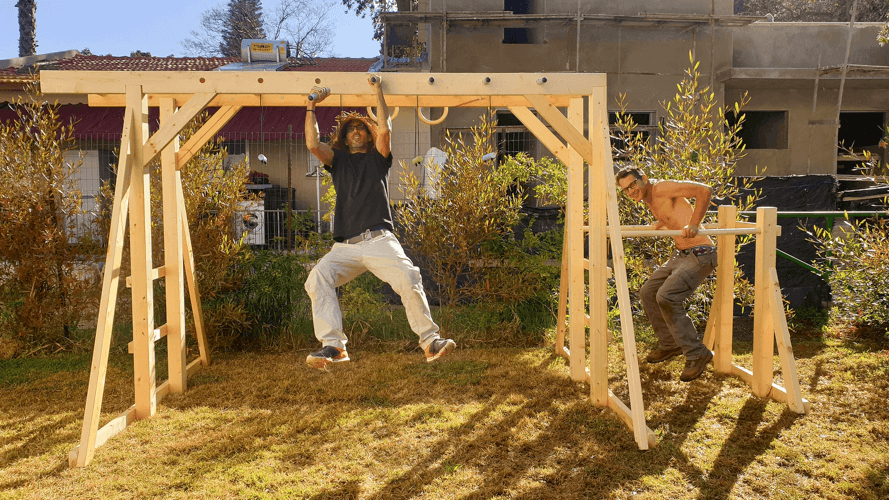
[1,327,888,499]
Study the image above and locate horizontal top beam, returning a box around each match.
[40,71,605,98]
[85,93,577,108]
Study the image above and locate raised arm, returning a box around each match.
[305,87,334,166]
[369,74,391,157]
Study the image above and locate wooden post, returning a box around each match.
[126,85,157,419]
[160,98,187,393]
[711,205,737,372]
[567,97,585,381]
[752,207,778,397]
[589,87,609,406]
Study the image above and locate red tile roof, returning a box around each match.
[4,53,377,73]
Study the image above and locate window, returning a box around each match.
[837,111,885,175]
[726,110,788,150]
[609,111,657,159]
[495,111,535,161]
[503,0,534,44]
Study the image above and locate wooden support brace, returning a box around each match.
[141,93,216,165]
[507,106,572,165]
[127,324,168,354]
[125,266,166,288]
[176,105,242,170]
[74,106,135,468]
[767,268,809,414]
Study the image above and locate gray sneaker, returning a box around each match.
[423,338,456,362]
[306,345,349,370]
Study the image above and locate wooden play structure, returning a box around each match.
[39,70,807,466]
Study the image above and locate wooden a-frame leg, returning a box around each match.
[72,107,136,467]
[178,187,210,366]
[768,268,809,414]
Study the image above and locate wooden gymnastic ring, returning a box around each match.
[417,106,449,125]
[366,106,399,121]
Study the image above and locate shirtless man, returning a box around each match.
[615,166,716,382]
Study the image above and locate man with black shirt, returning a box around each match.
[303,75,456,370]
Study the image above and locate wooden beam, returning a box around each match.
[567,98,585,382]
[600,120,650,450]
[161,98,188,394]
[126,85,157,420]
[752,207,778,397]
[89,93,576,109]
[179,191,210,366]
[768,267,808,414]
[142,93,216,166]
[176,106,242,170]
[40,71,606,97]
[74,106,135,468]
[589,87,610,406]
[508,106,571,166]
[710,205,737,373]
[524,94,594,165]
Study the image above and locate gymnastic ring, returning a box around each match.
[366,106,399,121]
[417,106,449,125]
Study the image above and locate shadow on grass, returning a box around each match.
[4,340,884,498]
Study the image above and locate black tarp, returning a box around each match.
[731,175,837,310]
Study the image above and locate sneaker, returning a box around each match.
[306,345,349,370]
[645,346,683,364]
[423,338,456,363]
[680,350,714,382]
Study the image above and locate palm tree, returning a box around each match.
[16,0,37,57]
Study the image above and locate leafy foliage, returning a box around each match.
[94,111,255,351]
[806,217,889,332]
[612,53,760,320]
[395,114,565,310]
[0,87,101,354]
[181,0,335,58]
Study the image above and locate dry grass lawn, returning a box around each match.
[1,334,888,499]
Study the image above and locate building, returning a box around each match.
[380,0,889,180]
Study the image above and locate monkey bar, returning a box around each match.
[39,69,798,466]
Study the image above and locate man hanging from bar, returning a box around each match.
[302,74,456,370]
[615,165,716,382]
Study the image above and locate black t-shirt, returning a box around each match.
[324,148,395,241]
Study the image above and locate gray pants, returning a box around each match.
[640,246,717,360]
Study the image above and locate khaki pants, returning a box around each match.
[304,230,440,350]
[640,246,717,360]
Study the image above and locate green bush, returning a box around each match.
[807,217,889,335]
[395,115,565,311]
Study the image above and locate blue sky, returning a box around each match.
[0,0,378,60]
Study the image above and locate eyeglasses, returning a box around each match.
[345,124,366,133]
[618,178,643,196]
